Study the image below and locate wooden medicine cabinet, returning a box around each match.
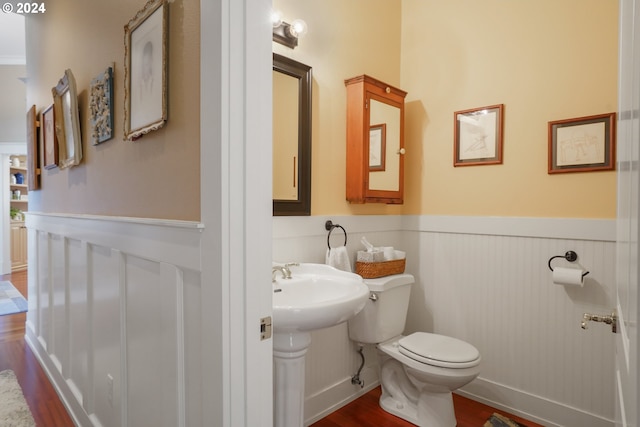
[345,75,407,204]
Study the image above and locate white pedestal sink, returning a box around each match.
[272,263,369,427]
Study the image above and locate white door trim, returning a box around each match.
[200,1,273,426]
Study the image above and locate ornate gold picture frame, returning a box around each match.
[124,0,168,141]
[52,69,83,169]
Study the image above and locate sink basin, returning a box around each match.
[272,263,369,333]
[271,263,369,427]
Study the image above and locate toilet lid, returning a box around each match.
[399,332,480,368]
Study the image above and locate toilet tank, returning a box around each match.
[348,273,414,344]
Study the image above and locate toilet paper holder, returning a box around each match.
[548,251,589,278]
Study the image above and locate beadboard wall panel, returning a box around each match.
[25,213,203,427]
[273,215,616,427]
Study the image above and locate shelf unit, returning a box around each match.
[9,156,28,271]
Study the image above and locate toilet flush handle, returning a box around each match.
[369,292,378,302]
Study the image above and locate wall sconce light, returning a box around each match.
[272,11,307,49]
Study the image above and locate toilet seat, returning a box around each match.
[398,332,480,369]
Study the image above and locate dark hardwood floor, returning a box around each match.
[0,270,75,426]
[2,270,541,427]
[311,386,543,427]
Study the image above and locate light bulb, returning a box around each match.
[289,19,307,38]
[271,10,283,28]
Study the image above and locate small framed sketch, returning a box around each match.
[548,113,616,174]
[369,123,386,171]
[454,104,504,166]
[124,0,168,141]
[89,66,114,145]
[52,69,83,169]
[41,104,58,170]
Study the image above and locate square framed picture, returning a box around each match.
[454,104,504,166]
[548,113,616,174]
[41,104,58,170]
[369,123,386,171]
[124,0,168,141]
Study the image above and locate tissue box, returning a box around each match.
[355,258,406,279]
[357,250,385,262]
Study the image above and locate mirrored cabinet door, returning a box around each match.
[345,75,407,204]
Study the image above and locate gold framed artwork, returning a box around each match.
[41,104,58,170]
[454,104,504,166]
[548,113,616,174]
[52,69,83,169]
[124,0,168,141]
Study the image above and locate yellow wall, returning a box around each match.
[273,0,404,215]
[401,0,618,218]
[275,1,618,218]
[25,0,200,220]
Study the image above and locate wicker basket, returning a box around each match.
[355,258,406,279]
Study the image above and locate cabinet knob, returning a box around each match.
[385,87,391,93]
[397,148,406,155]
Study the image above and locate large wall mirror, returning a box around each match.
[273,53,312,216]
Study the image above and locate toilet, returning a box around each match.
[348,273,481,427]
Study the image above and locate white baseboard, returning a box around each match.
[458,377,615,427]
[304,365,380,426]
[25,331,93,427]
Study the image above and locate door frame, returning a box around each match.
[200,0,274,426]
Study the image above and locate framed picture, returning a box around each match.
[548,113,616,174]
[454,104,504,166]
[41,104,58,170]
[26,105,40,189]
[124,0,168,141]
[369,123,386,171]
[90,66,114,145]
[52,69,83,169]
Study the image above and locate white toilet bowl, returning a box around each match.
[377,332,481,427]
[347,274,482,427]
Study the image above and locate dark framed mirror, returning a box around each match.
[273,53,312,216]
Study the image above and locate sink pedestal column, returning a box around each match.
[273,331,312,427]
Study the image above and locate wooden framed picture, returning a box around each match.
[90,66,115,145]
[369,123,386,171]
[124,0,168,141]
[52,69,83,169]
[41,104,58,170]
[454,104,504,166]
[548,113,616,174]
[26,105,40,189]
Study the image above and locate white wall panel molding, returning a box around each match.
[25,214,202,427]
[273,214,617,427]
[404,215,616,242]
[274,215,616,242]
[27,212,204,271]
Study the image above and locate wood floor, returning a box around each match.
[2,270,541,427]
[0,270,75,426]
[310,386,543,427]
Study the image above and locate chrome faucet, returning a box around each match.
[272,266,291,282]
[271,262,300,282]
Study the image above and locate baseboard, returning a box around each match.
[25,331,93,427]
[304,365,380,426]
[458,377,615,427]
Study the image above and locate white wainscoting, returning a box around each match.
[25,213,204,427]
[274,215,617,427]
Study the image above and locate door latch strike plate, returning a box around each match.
[260,316,272,340]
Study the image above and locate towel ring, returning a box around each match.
[325,220,347,249]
